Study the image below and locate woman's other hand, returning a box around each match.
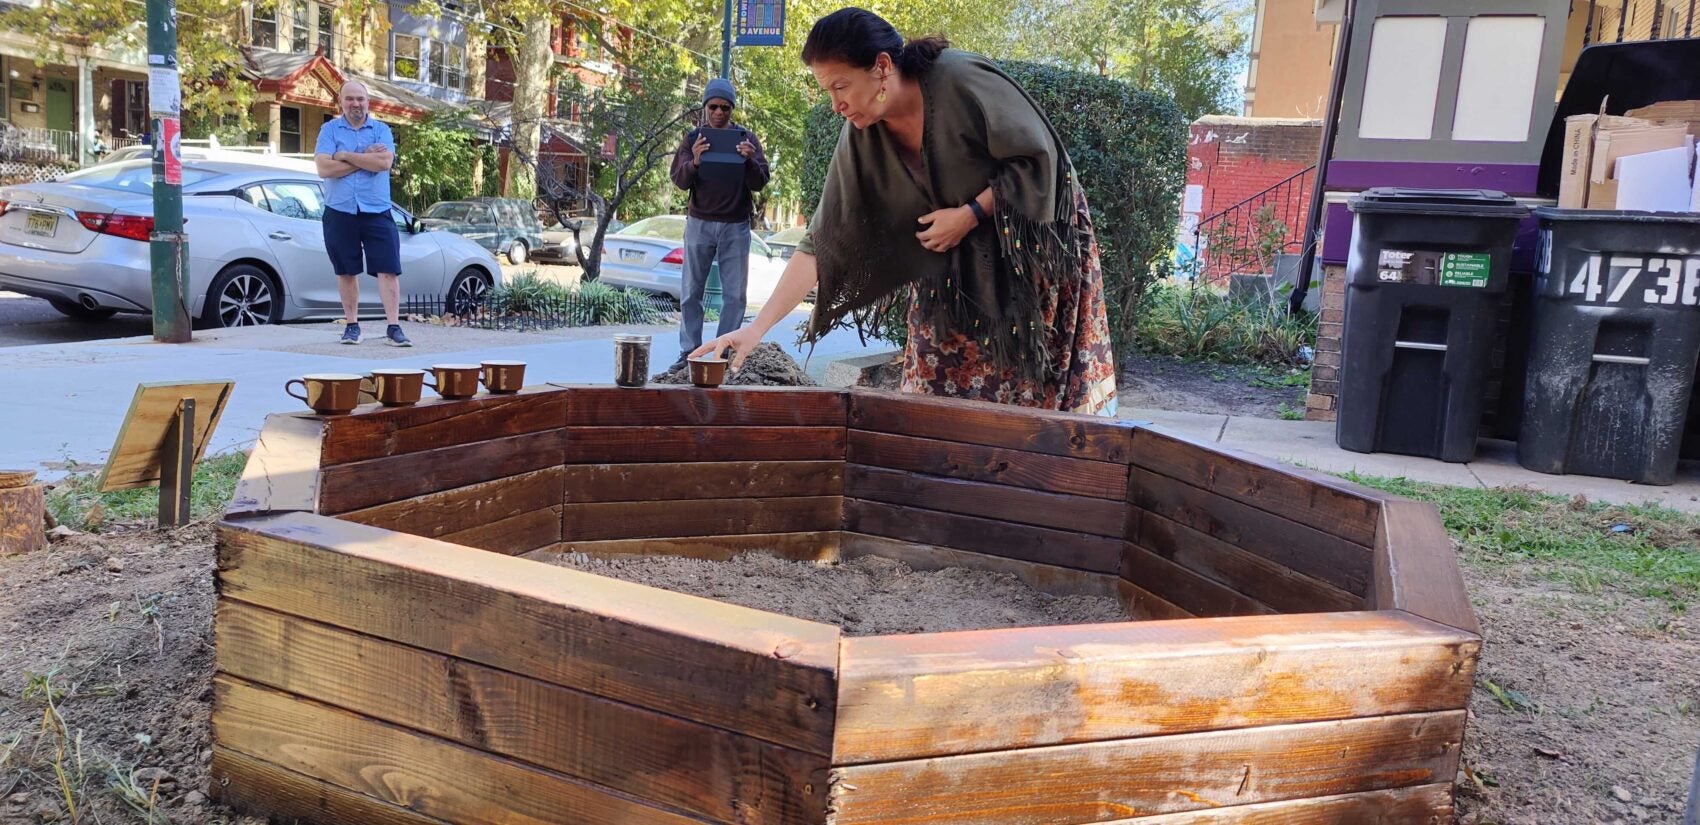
[916,205,978,253]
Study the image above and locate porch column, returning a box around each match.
[267,101,282,151]
[77,56,95,165]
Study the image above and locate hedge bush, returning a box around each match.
[799,61,1186,364]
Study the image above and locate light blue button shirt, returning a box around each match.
[315,115,395,214]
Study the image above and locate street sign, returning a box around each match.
[736,0,784,46]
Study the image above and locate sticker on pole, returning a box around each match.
[1439,252,1491,288]
[147,67,181,117]
[161,118,182,185]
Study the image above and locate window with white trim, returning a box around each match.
[252,1,278,49]
[392,33,421,81]
[429,40,465,91]
[317,3,334,56]
[290,0,310,52]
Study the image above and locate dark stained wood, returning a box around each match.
[845,464,1126,537]
[850,390,1135,462]
[844,499,1122,574]
[839,533,1130,602]
[1130,426,1385,547]
[1104,785,1453,824]
[827,710,1465,824]
[555,385,848,427]
[217,514,840,755]
[318,429,565,514]
[562,497,842,542]
[216,601,829,824]
[832,611,1478,763]
[1121,542,1277,618]
[213,677,715,825]
[337,468,564,538]
[1375,499,1482,636]
[566,427,845,464]
[440,506,563,555]
[562,461,843,503]
[226,414,325,518]
[848,430,1128,500]
[530,532,840,564]
[1129,468,1372,597]
[1119,580,1196,621]
[319,389,569,466]
[1134,511,1363,614]
[213,746,452,825]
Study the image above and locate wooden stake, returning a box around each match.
[159,398,194,527]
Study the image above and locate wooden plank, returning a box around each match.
[844,499,1121,574]
[827,710,1465,825]
[98,379,234,491]
[338,467,565,538]
[1130,426,1385,547]
[1121,541,1277,618]
[555,385,848,427]
[562,497,842,542]
[1118,580,1196,622]
[213,677,714,825]
[847,430,1127,500]
[440,505,563,555]
[1104,784,1453,824]
[850,390,1134,462]
[831,610,1479,764]
[563,461,843,503]
[531,532,840,563]
[840,533,1129,602]
[1129,468,1371,597]
[227,414,325,518]
[318,429,565,514]
[213,746,451,825]
[319,388,568,466]
[217,514,839,754]
[0,484,45,557]
[1135,511,1362,614]
[566,427,845,464]
[1375,499,1481,636]
[844,464,1126,537]
[216,601,829,824]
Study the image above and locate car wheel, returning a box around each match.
[199,264,282,329]
[446,267,491,316]
[507,240,529,265]
[46,298,117,322]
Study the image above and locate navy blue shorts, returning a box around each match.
[323,206,402,277]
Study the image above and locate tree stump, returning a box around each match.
[0,470,46,556]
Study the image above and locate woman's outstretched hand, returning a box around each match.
[691,325,765,372]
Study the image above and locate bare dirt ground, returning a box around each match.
[1118,352,1308,419]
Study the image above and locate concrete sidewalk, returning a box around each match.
[5,319,1700,513]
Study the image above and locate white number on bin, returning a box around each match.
[1566,254,1700,306]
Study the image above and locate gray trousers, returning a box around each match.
[679,217,750,356]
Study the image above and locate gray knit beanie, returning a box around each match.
[703,77,736,108]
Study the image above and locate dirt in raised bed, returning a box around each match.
[651,342,819,387]
[544,551,1129,636]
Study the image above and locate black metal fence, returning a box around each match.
[402,286,678,332]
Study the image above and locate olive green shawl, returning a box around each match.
[798,49,1088,380]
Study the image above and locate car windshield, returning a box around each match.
[424,203,461,219]
[60,162,218,193]
[768,227,806,245]
[619,216,686,242]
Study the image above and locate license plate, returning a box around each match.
[25,213,57,237]
[620,248,645,262]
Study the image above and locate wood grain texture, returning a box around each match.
[530,532,840,563]
[216,601,828,824]
[1375,499,1482,636]
[839,533,1131,602]
[563,461,843,503]
[555,385,848,427]
[1101,785,1453,824]
[213,677,714,825]
[845,464,1126,537]
[827,710,1465,825]
[850,390,1135,462]
[439,505,563,555]
[216,514,839,754]
[337,467,564,538]
[1129,468,1372,597]
[566,427,845,464]
[1134,511,1362,614]
[848,430,1128,500]
[1118,580,1197,621]
[99,379,233,490]
[831,611,1479,764]
[1121,542,1277,618]
[562,497,842,542]
[844,499,1122,574]
[226,414,325,518]
[0,484,45,557]
[318,429,565,514]
[318,388,568,466]
[1130,426,1385,547]
[213,746,452,825]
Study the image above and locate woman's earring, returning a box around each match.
[877,82,887,103]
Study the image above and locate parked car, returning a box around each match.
[0,158,502,327]
[764,226,806,261]
[96,143,318,174]
[418,197,545,265]
[595,215,784,307]
[533,219,580,264]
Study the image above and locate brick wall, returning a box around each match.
[1186,116,1322,281]
[1305,264,1346,421]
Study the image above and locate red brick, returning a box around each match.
[1311,365,1338,382]
[1310,380,1340,396]
[1321,308,1344,324]
[1318,322,1343,339]
[1305,393,1335,410]
[1304,408,1338,422]
[1314,350,1341,368]
[1316,337,1342,353]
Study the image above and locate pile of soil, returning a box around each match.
[652,342,818,387]
[546,551,1127,636]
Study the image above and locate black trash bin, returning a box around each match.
[1336,188,1530,462]
[1517,208,1700,485]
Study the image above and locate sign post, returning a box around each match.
[720,0,785,77]
[146,0,190,342]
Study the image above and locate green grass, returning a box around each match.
[45,451,249,532]
[1343,473,1700,608]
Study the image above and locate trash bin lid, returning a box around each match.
[1348,187,1531,218]
[1533,206,1700,225]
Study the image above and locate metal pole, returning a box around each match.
[147,0,190,342]
[1288,0,1356,316]
[721,0,733,78]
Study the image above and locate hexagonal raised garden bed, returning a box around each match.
[211,385,1480,825]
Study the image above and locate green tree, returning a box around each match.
[391,108,483,211]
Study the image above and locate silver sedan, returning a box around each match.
[595,215,783,305]
[0,158,503,327]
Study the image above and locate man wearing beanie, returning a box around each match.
[668,77,770,369]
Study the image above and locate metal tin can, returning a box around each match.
[613,334,651,388]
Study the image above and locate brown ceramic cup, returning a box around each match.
[688,356,728,388]
[284,373,364,415]
[362,369,426,407]
[481,360,526,393]
[424,364,482,399]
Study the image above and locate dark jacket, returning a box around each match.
[669,122,770,223]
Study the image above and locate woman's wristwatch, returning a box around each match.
[966,200,989,224]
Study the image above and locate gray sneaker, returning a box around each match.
[340,323,361,345]
[386,325,412,347]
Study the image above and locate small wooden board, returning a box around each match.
[99,380,234,492]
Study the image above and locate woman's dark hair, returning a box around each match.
[801,7,949,77]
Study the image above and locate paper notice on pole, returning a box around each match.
[148,67,181,117]
[161,118,181,186]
